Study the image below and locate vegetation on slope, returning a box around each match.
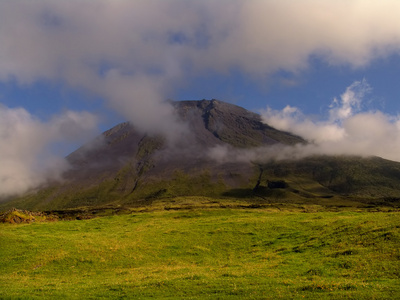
[2,154,400,212]
[2,100,400,211]
[257,156,400,199]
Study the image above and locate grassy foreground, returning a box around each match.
[1,205,399,299]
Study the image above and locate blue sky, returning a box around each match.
[1,0,400,197]
[3,53,398,131]
[177,54,400,114]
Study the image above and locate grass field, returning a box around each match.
[1,202,399,299]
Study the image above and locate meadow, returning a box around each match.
[1,200,399,299]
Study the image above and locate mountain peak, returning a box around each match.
[172,99,304,148]
[4,100,400,211]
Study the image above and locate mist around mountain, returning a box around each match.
[2,100,400,212]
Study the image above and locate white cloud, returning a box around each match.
[329,79,372,121]
[261,80,400,162]
[1,1,400,133]
[0,105,99,198]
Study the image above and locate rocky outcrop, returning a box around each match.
[0,208,52,223]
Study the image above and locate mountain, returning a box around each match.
[2,99,400,211]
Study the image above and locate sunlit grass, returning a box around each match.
[1,208,399,299]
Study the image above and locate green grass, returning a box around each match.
[1,207,399,299]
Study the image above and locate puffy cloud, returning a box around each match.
[1,1,400,133]
[329,80,372,121]
[261,80,400,162]
[0,105,98,198]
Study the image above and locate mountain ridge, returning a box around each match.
[2,99,400,211]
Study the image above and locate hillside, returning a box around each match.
[1,99,400,211]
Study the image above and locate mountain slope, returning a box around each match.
[2,99,400,211]
[253,156,400,205]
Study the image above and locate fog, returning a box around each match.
[0,105,98,197]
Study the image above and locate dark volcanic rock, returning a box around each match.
[174,100,303,147]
